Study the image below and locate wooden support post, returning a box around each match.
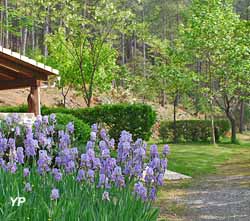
[27,80,40,116]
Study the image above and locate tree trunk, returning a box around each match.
[160,90,166,107]
[121,33,125,65]
[61,86,71,108]
[43,7,50,57]
[208,57,216,145]
[32,23,35,52]
[210,114,216,144]
[0,1,3,46]
[227,112,237,143]
[239,100,244,134]
[4,0,9,48]
[87,96,91,107]
[173,94,179,143]
[22,27,28,55]
[61,88,67,108]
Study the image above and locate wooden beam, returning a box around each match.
[0,79,39,90]
[0,72,15,80]
[0,66,32,79]
[0,57,48,81]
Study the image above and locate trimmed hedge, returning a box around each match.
[159,120,230,143]
[55,113,90,145]
[0,104,156,141]
[0,105,27,113]
[42,104,156,141]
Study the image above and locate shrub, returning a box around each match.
[0,104,27,113]
[0,114,168,221]
[42,104,156,141]
[159,120,230,143]
[0,104,156,141]
[55,113,90,146]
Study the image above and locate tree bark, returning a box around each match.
[208,57,216,145]
[0,1,3,46]
[32,23,35,52]
[43,6,50,57]
[226,111,237,143]
[239,100,245,134]
[160,90,166,107]
[121,33,125,65]
[173,93,179,143]
[4,0,9,48]
[22,27,28,55]
[210,113,216,144]
[61,86,70,108]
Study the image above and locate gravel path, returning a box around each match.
[173,154,250,221]
[180,174,250,221]
[157,150,250,221]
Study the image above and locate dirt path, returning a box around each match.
[157,149,250,221]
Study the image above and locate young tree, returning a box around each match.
[47,1,131,107]
[151,39,194,143]
[45,29,75,107]
[182,0,250,143]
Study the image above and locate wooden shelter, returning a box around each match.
[0,46,58,115]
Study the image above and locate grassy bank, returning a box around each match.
[154,135,250,177]
[155,134,250,220]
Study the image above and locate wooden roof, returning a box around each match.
[0,46,59,90]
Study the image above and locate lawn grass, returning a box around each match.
[154,134,250,220]
[152,135,250,178]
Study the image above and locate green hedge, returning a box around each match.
[42,104,156,141]
[0,105,27,113]
[55,113,90,145]
[0,104,156,141]
[159,120,230,143]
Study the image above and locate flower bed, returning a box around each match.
[0,114,169,221]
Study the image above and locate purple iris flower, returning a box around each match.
[145,167,154,183]
[134,182,147,201]
[15,126,21,136]
[163,144,170,156]
[90,132,97,142]
[0,138,8,153]
[51,188,60,200]
[101,148,110,158]
[65,160,75,173]
[102,191,110,201]
[149,187,157,201]
[91,124,98,132]
[24,183,32,192]
[150,144,159,158]
[100,129,107,140]
[98,173,106,187]
[157,173,164,186]
[12,113,20,124]
[50,114,56,122]
[16,147,24,164]
[9,162,17,174]
[99,140,108,151]
[86,141,94,150]
[42,116,49,125]
[23,168,30,177]
[37,150,51,174]
[24,129,37,157]
[76,169,86,182]
[67,122,74,134]
[52,168,63,181]
[59,131,71,149]
[87,169,95,183]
